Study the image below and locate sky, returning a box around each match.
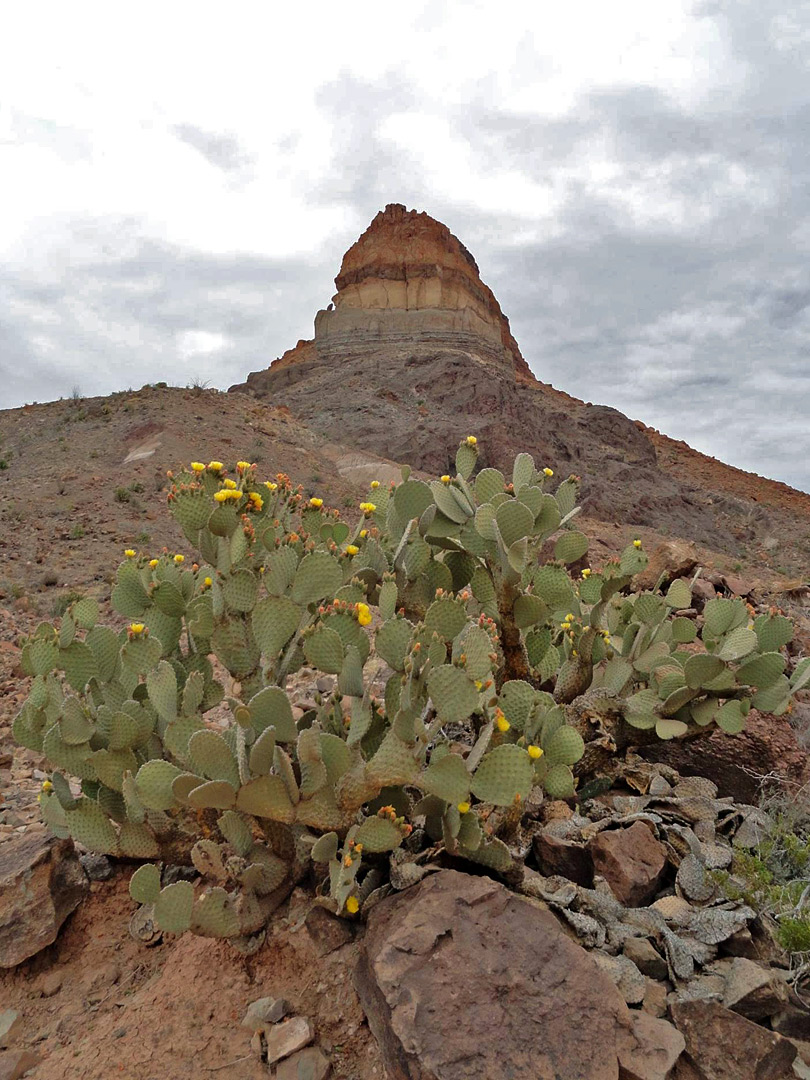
[1,0,809,490]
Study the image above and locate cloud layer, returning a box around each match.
[1,1,808,489]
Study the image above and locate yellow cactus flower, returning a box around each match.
[633,538,642,548]
[354,844,364,854]
[561,621,571,630]
[223,478,237,490]
[213,490,229,503]
[359,502,377,515]
[528,744,543,760]
[190,462,205,473]
[207,461,223,471]
[149,558,159,569]
[370,480,380,489]
[309,497,323,508]
[441,475,451,484]
[174,554,185,564]
[543,467,554,477]
[203,576,213,587]
[124,549,136,558]
[581,568,591,578]
[345,896,359,915]
[264,481,278,492]
[495,712,510,733]
[457,801,471,814]
[359,529,368,538]
[465,435,477,446]
[129,623,145,635]
[346,544,359,556]
[565,613,574,621]
[356,602,372,627]
[248,492,263,510]
[236,460,251,471]
[475,680,483,691]
[41,779,53,792]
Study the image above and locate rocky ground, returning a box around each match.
[1,383,810,1077]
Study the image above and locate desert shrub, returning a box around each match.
[114,487,131,503]
[13,441,808,948]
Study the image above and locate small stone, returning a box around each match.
[589,822,669,907]
[0,1050,41,1080]
[642,978,669,1019]
[79,852,113,881]
[241,996,290,1030]
[161,865,198,886]
[275,1046,331,1080]
[0,1013,21,1049]
[305,905,354,957]
[616,1012,685,1080]
[37,971,62,998]
[264,1017,314,1065]
[624,938,669,981]
[533,831,593,886]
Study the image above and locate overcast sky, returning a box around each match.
[1,1,809,490]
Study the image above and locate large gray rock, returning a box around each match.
[354,868,640,1080]
[0,827,88,967]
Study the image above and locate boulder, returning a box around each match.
[264,1017,314,1066]
[616,1012,685,1080]
[589,822,669,907]
[0,1051,40,1080]
[635,541,699,591]
[719,957,788,1020]
[670,1000,796,1079]
[0,827,88,967]
[354,868,636,1080]
[639,711,810,803]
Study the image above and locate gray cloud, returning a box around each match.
[171,123,250,173]
[2,2,809,493]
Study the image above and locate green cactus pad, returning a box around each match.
[311,832,339,863]
[664,579,692,609]
[355,816,406,852]
[211,620,259,678]
[93,748,139,793]
[460,835,513,872]
[221,569,258,613]
[295,785,347,831]
[424,598,467,642]
[498,680,536,731]
[702,597,744,638]
[236,776,296,822]
[304,625,345,674]
[684,654,726,689]
[495,500,534,547]
[470,744,533,806]
[191,838,227,880]
[154,881,194,935]
[251,596,302,659]
[753,612,793,652]
[60,641,99,692]
[554,531,589,564]
[671,617,697,643]
[543,763,576,799]
[187,779,237,809]
[129,863,161,904]
[120,634,162,676]
[66,797,119,854]
[59,697,95,745]
[145,661,177,724]
[319,733,352,787]
[367,729,420,786]
[248,727,277,775]
[245,687,295,742]
[119,821,160,858]
[542,725,585,767]
[455,441,478,479]
[191,887,241,938]
[290,551,342,605]
[422,753,471,805]
[533,565,573,606]
[218,810,254,856]
[752,675,791,714]
[135,759,183,810]
[85,626,119,682]
[717,626,757,662]
[735,651,785,689]
[42,724,97,781]
[427,665,478,724]
[188,730,239,786]
[375,617,414,672]
[459,626,494,681]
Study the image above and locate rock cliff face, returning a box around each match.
[235,203,533,385]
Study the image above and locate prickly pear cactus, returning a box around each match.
[13,445,806,940]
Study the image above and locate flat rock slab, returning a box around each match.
[0,828,88,968]
[354,868,635,1080]
[617,1012,685,1080]
[671,1000,796,1080]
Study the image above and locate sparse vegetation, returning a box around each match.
[13,441,808,949]
[70,524,85,540]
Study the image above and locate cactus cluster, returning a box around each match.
[13,446,808,940]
